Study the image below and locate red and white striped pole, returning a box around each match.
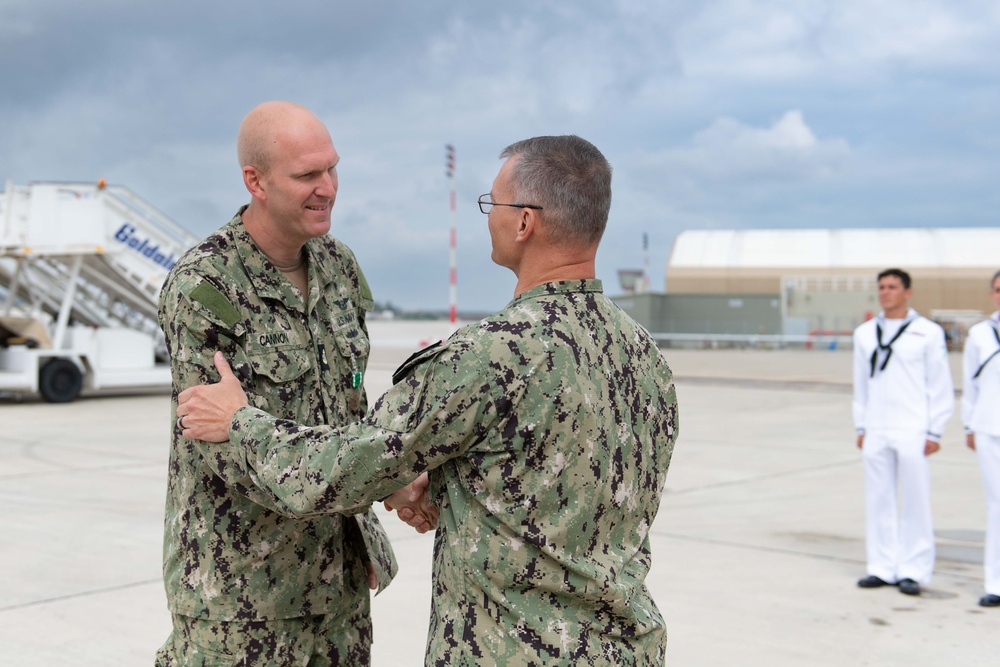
[446,144,457,325]
[642,232,650,292]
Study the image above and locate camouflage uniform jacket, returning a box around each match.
[223,279,679,665]
[157,207,397,621]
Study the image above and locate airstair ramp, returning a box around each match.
[0,181,200,401]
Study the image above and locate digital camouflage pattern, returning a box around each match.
[155,582,371,666]
[156,207,397,626]
[219,279,679,666]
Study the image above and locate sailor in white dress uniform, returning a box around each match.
[853,269,954,596]
[961,270,1000,608]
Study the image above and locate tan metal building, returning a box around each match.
[666,228,1000,315]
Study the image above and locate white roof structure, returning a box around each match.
[669,228,1000,270]
[664,227,1000,313]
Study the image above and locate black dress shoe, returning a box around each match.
[898,578,920,596]
[857,575,893,588]
[979,594,1000,607]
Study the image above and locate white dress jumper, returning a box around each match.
[962,313,1000,596]
[853,310,954,583]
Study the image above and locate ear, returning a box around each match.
[515,208,538,243]
[243,166,266,201]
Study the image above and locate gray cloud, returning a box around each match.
[2,0,999,310]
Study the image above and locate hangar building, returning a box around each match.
[614,227,1000,344]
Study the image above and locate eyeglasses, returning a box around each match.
[477,194,543,214]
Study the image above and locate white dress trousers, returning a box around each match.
[862,429,935,583]
[976,434,1000,596]
[854,310,953,584]
[962,314,1000,595]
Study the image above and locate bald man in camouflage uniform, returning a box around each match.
[155,102,402,666]
[178,135,679,666]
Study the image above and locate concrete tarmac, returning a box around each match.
[1,322,997,665]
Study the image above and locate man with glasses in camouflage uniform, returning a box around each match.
[177,134,679,666]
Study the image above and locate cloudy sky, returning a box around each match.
[2,1,998,312]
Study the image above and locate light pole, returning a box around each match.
[446,144,457,325]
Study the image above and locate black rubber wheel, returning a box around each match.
[38,358,83,403]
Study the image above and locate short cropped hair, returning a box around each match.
[878,268,911,290]
[500,135,612,246]
[238,118,272,173]
[991,269,1000,287]
[237,101,317,174]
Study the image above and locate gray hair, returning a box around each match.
[499,135,612,246]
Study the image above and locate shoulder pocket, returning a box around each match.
[392,341,445,385]
[183,279,246,338]
[189,281,241,329]
[379,346,441,433]
[168,278,246,364]
[356,265,375,312]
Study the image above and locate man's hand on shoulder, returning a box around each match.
[177,351,249,442]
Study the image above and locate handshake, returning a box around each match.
[383,471,439,534]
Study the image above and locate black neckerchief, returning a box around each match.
[973,321,1000,379]
[869,317,913,377]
